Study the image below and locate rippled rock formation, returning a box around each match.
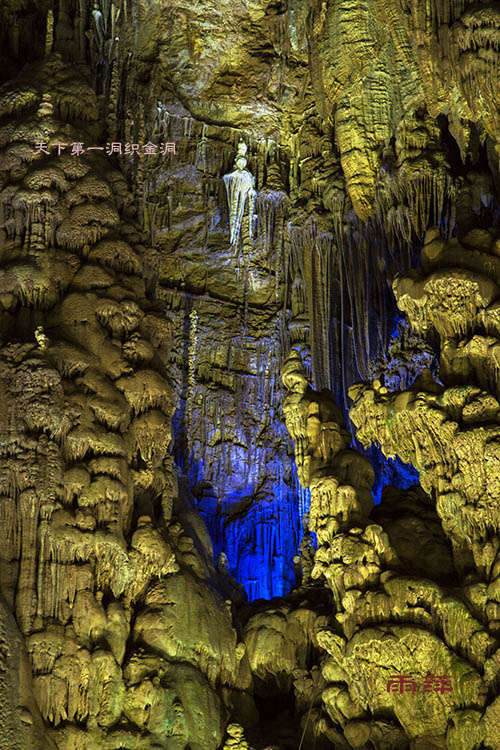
[0,58,253,749]
[3,1,500,749]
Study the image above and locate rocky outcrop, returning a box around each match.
[347,225,500,748]
[275,342,500,749]
[0,56,252,749]
[5,1,500,749]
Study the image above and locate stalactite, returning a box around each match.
[290,220,333,391]
[255,176,289,302]
[106,37,120,140]
[90,4,105,58]
[340,232,370,383]
[196,123,208,172]
[135,100,145,223]
[186,307,198,459]
[45,10,54,57]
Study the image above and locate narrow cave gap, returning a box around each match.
[0,308,45,344]
[132,487,158,527]
[253,687,295,721]
[436,114,469,179]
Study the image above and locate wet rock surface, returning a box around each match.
[3,1,500,749]
[0,59,248,749]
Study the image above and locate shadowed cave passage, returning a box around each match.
[172,375,422,601]
[366,448,420,506]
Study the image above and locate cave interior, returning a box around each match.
[2,0,500,748]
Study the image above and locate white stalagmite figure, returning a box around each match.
[91,2,105,55]
[223,141,256,247]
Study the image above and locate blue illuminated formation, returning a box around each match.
[202,492,300,601]
[354,314,429,504]
[172,301,432,602]
[195,458,307,601]
[175,407,419,599]
[172,379,309,601]
[367,444,420,505]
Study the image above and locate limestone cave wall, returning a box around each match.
[2,1,500,749]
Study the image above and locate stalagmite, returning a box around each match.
[223,142,256,249]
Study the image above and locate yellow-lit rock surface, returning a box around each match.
[0,57,247,750]
[4,1,500,749]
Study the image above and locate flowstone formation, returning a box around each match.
[277,349,499,749]
[349,225,500,747]
[6,1,500,749]
[0,57,254,750]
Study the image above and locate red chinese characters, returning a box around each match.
[423,674,453,694]
[386,675,453,694]
[386,675,417,694]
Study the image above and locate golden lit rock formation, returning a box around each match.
[3,1,500,749]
